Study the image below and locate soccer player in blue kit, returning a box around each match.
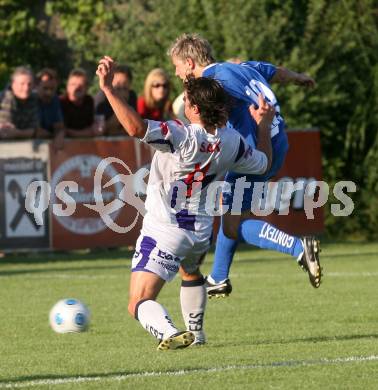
[169,33,322,296]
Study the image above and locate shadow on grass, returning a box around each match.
[1,332,377,385]
[2,240,377,264]
[0,247,134,265]
[0,263,130,277]
[0,243,378,276]
[213,332,378,348]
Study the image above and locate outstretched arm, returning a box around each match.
[96,56,147,138]
[270,66,316,88]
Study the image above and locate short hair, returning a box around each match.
[11,66,34,83]
[114,64,133,82]
[36,68,59,84]
[184,76,231,129]
[168,33,215,66]
[68,68,88,82]
[143,68,170,109]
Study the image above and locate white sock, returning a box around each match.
[180,278,207,343]
[135,299,178,341]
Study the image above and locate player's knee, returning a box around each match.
[223,223,238,240]
[179,266,201,279]
[181,275,205,286]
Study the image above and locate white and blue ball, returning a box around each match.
[49,299,90,333]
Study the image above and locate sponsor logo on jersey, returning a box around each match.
[160,122,169,136]
[200,141,221,153]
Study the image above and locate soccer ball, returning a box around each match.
[49,298,90,333]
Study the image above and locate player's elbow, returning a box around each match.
[260,153,272,175]
[123,124,138,137]
[265,155,272,174]
[271,66,287,84]
[123,123,146,139]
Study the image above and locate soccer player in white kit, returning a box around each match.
[97,56,274,350]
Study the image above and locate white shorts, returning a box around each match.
[131,216,211,282]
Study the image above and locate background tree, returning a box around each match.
[0,0,70,86]
[0,0,376,238]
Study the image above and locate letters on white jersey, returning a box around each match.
[140,119,267,234]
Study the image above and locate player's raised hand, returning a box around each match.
[96,56,115,92]
[249,94,275,128]
[295,73,316,88]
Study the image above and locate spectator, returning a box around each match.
[94,64,137,136]
[60,68,102,137]
[0,66,39,139]
[137,68,172,121]
[36,68,65,148]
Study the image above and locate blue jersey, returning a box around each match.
[202,61,285,148]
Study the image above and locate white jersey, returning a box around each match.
[132,119,267,281]
[138,119,267,255]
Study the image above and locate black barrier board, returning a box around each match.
[0,158,49,250]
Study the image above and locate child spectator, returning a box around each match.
[137,68,172,121]
[0,66,39,139]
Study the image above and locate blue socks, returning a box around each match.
[238,220,303,257]
[211,222,238,283]
[210,219,304,283]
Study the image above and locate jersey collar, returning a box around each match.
[201,63,217,76]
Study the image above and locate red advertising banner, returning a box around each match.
[49,138,153,250]
[0,129,322,252]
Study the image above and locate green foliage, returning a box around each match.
[45,0,119,68]
[0,0,376,237]
[0,0,67,87]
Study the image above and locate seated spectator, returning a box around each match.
[60,68,102,137]
[137,68,172,121]
[0,66,39,139]
[95,64,137,136]
[36,68,65,149]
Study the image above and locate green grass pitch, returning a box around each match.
[0,242,377,389]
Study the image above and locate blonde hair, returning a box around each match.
[144,68,170,109]
[168,33,215,66]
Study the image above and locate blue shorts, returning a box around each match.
[222,130,289,212]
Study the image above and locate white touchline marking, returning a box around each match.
[327,272,378,277]
[1,355,377,388]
